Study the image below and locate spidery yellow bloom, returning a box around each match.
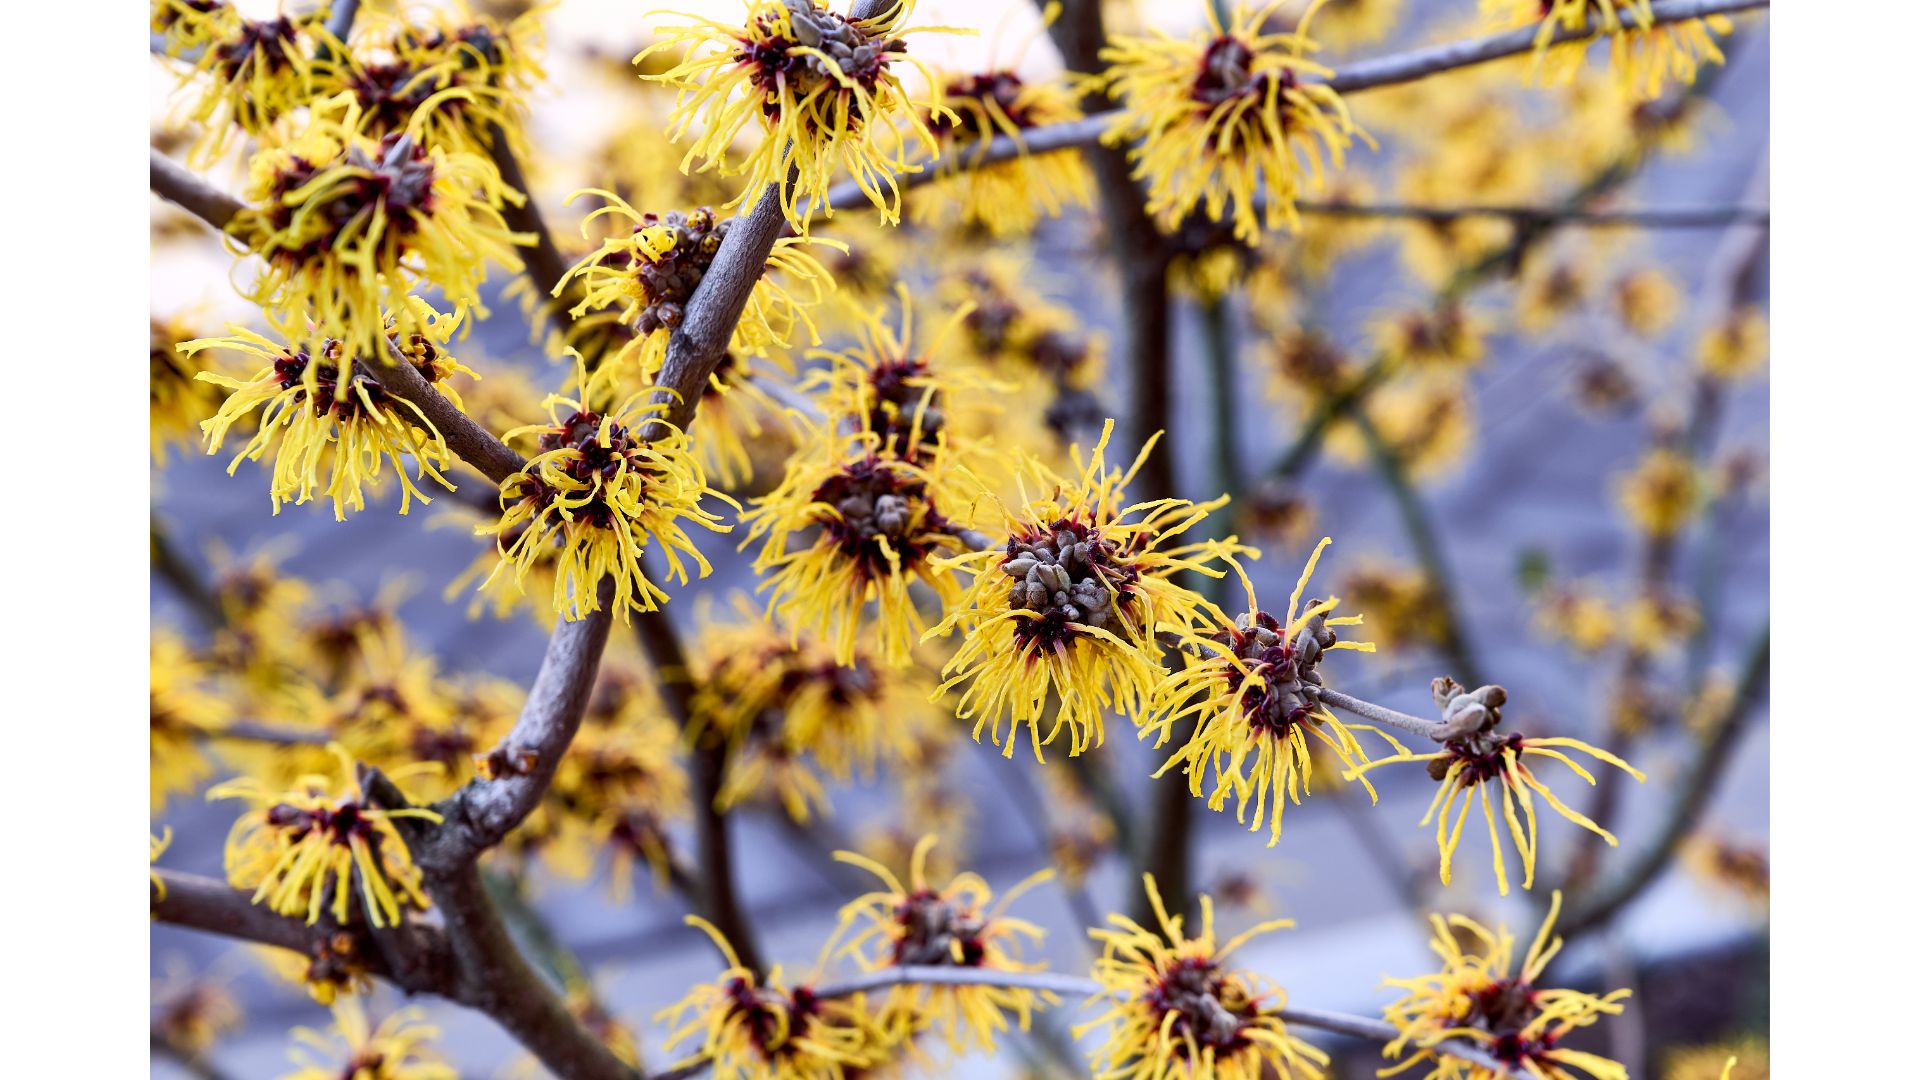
[1373,303,1487,371]
[283,1000,456,1080]
[743,296,996,665]
[160,2,330,164]
[1144,538,1403,846]
[555,195,837,399]
[690,606,942,821]
[1697,306,1768,379]
[152,0,238,54]
[478,380,735,622]
[1683,833,1769,907]
[212,746,442,928]
[638,0,963,228]
[1615,447,1699,538]
[154,976,243,1058]
[1484,0,1732,101]
[1078,874,1328,1080]
[926,421,1237,761]
[186,306,470,521]
[1290,0,1404,52]
[1611,267,1680,337]
[329,1,549,159]
[1380,892,1631,1080]
[1664,1034,1767,1080]
[233,94,530,355]
[261,929,374,1005]
[913,69,1095,236]
[1347,682,1644,894]
[1098,1,1366,242]
[152,316,235,464]
[834,836,1056,1054]
[659,916,887,1079]
[152,630,229,812]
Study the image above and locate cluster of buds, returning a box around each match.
[890,891,988,968]
[610,208,729,337]
[1210,606,1342,734]
[1001,523,1134,636]
[774,2,905,103]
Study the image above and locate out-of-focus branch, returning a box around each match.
[1351,412,1483,687]
[150,150,242,231]
[151,513,222,630]
[205,720,331,747]
[632,602,766,975]
[1559,626,1768,939]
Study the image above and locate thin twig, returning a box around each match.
[205,720,331,747]
[1319,687,1468,743]
[655,967,1519,1078]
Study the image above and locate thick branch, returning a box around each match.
[421,581,614,869]
[378,338,527,486]
[151,870,342,959]
[150,150,242,231]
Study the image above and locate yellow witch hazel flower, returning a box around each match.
[913,67,1096,237]
[834,836,1056,1055]
[690,602,944,822]
[233,93,531,356]
[184,299,472,521]
[479,375,736,622]
[554,194,836,396]
[211,746,442,929]
[325,0,549,159]
[743,293,996,666]
[638,0,963,228]
[926,420,1238,762]
[1144,539,1406,846]
[1347,681,1644,895]
[1079,874,1329,1080]
[1098,0,1367,242]
[1484,0,1733,101]
[659,916,888,1080]
[1380,892,1631,1080]
[156,1,332,164]
[283,999,456,1080]
[152,630,229,812]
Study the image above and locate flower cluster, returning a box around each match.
[834,837,1054,1054]
[927,421,1237,761]
[185,301,471,520]
[639,0,959,228]
[479,386,734,622]
[1144,539,1399,845]
[211,748,441,928]
[1380,892,1631,1080]
[231,94,528,356]
[914,68,1095,236]
[1098,3,1366,241]
[1079,874,1329,1079]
